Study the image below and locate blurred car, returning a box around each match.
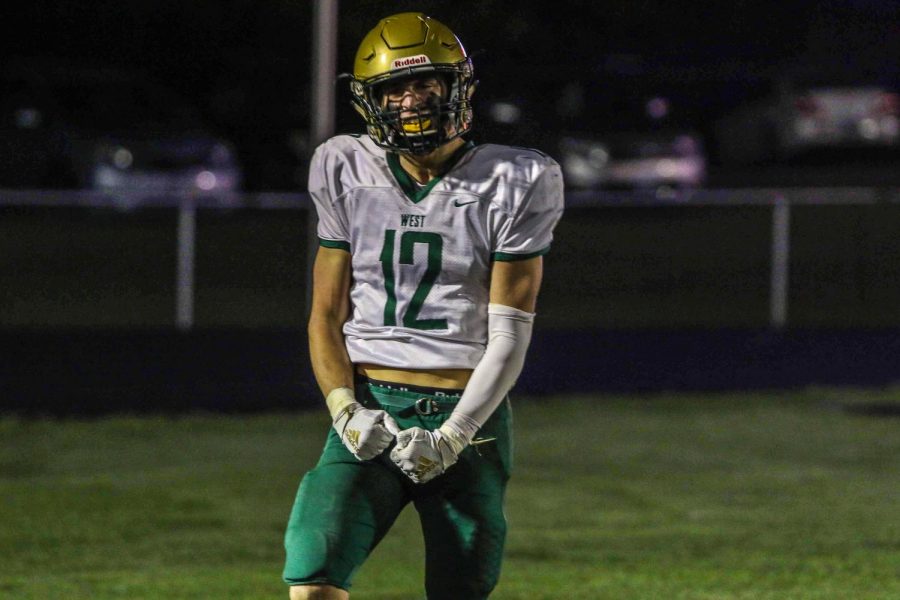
[715,63,900,164]
[0,59,242,203]
[476,59,713,191]
[558,130,706,190]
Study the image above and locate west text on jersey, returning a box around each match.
[400,214,426,228]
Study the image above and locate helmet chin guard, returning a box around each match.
[347,13,475,155]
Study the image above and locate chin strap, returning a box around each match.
[441,303,535,447]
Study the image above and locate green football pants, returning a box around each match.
[283,379,512,599]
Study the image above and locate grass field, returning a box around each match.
[2,388,899,599]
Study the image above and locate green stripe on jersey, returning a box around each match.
[319,238,350,251]
[492,246,550,262]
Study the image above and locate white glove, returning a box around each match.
[390,424,467,484]
[327,388,400,460]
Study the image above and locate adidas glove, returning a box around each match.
[327,387,400,461]
[390,423,467,484]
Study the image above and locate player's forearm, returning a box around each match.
[308,314,354,398]
[440,304,534,450]
[307,246,353,399]
[439,259,541,448]
[310,312,400,460]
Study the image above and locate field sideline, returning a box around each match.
[2,388,899,599]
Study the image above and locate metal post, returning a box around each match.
[769,195,791,329]
[176,201,197,331]
[306,0,340,316]
[311,0,339,147]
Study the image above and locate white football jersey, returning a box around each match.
[309,134,564,370]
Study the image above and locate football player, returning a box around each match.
[283,12,564,600]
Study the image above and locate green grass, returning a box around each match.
[2,388,900,599]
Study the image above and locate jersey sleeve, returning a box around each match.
[492,161,565,261]
[308,143,351,251]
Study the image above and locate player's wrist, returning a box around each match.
[437,422,469,457]
[325,387,360,423]
[441,412,480,446]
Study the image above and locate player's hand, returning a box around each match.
[333,403,401,461]
[390,426,461,484]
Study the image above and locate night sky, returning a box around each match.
[5,0,898,188]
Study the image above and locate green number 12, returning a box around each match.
[379,230,447,330]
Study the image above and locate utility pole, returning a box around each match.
[306,0,339,315]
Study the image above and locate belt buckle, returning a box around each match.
[414,397,438,416]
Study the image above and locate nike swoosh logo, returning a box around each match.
[453,199,478,207]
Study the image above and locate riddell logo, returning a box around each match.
[392,54,431,69]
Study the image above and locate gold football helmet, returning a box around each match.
[347,12,475,154]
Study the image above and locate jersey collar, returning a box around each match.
[387,141,475,203]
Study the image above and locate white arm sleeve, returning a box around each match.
[439,303,534,451]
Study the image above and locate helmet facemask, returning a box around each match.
[349,59,475,155]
